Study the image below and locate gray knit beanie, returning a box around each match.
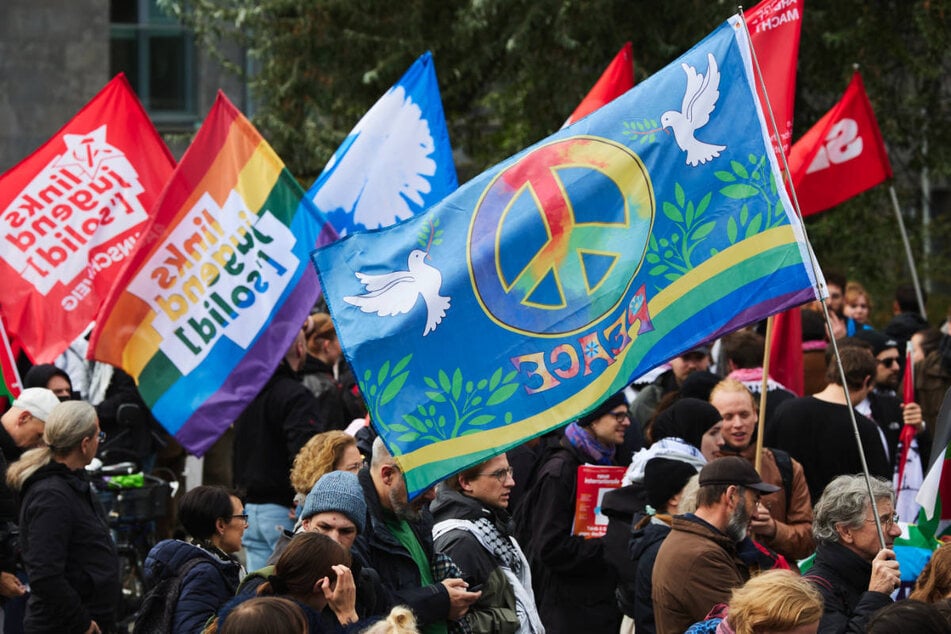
[300,471,367,534]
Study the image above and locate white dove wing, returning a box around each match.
[312,86,437,231]
[345,273,421,317]
[682,53,721,130]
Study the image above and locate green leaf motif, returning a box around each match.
[675,183,686,208]
[650,264,669,276]
[397,432,420,442]
[438,370,451,392]
[487,383,519,406]
[380,372,408,405]
[403,415,428,433]
[451,368,462,401]
[393,354,412,375]
[663,201,684,223]
[489,367,502,391]
[715,170,736,182]
[720,184,759,199]
[468,414,495,426]
[745,214,763,239]
[692,221,716,240]
[727,217,738,243]
[377,361,390,385]
[426,391,447,403]
[731,160,749,179]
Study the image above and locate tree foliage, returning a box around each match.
[160,0,951,322]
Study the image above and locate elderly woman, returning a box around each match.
[7,401,119,634]
[805,474,902,632]
[144,485,246,633]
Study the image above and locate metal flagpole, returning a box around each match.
[737,8,887,550]
[888,184,927,320]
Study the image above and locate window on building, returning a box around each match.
[110,0,196,124]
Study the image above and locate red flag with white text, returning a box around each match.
[0,74,174,362]
[745,0,803,156]
[787,72,892,217]
[563,42,634,128]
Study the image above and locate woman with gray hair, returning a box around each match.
[7,401,120,634]
[804,474,902,633]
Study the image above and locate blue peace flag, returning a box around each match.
[312,17,823,498]
[307,52,458,235]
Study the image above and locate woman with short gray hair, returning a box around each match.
[805,474,901,633]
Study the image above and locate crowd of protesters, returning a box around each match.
[2,283,951,633]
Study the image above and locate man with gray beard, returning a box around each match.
[650,457,780,634]
[355,437,480,633]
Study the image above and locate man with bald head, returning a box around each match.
[0,388,61,617]
[355,437,480,633]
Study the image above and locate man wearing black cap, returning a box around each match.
[850,330,927,467]
[651,456,780,634]
[515,391,629,634]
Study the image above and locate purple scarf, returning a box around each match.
[564,421,615,465]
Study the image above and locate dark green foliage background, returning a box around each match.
[160,0,951,324]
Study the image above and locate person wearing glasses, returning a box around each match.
[432,453,543,634]
[852,331,927,471]
[6,401,119,634]
[805,474,902,633]
[513,391,630,634]
[143,485,246,633]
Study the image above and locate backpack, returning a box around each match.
[771,447,794,506]
[132,557,206,634]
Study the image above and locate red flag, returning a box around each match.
[787,72,892,217]
[745,0,803,156]
[0,74,174,362]
[897,342,917,492]
[563,42,634,128]
[0,316,22,404]
[768,308,804,397]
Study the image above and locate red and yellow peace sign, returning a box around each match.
[468,136,654,336]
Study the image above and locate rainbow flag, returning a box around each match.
[313,17,823,498]
[89,92,335,455]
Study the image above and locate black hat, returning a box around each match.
[651,398,722,449]
[698,456,780,493]
[578,391,628,427]
[645,457,698,511]
[852,330,899,357]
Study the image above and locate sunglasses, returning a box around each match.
[878,357,900,369]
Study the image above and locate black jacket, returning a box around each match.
[515,438,620,634]
[805,542,892,634]
[19,461,120,633]
[432,488,520,634]
[233,361,324,505]
[600,484,649,617]
[353,468,449,627]
[628,519,671,634]
[144,539,241,633]
[0,424,23,574]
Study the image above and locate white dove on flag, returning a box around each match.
[343,249,450,336]
[661,52,726,166]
